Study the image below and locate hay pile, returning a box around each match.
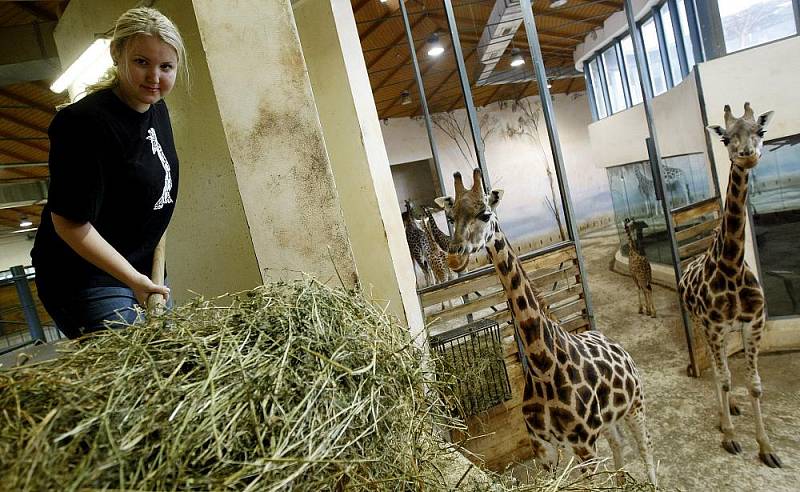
[0,279,654,491]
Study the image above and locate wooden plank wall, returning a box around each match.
[420,243,590,471]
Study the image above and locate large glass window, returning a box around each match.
[602,46,626,113]
[620,35,643,105]
[750,134,800,317]
[676,0,696,69]
[642,18,667,96]
[659,3,683,84]
[720,0,797,53]
[588,58,608,119]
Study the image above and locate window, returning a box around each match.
[642,18,667,95]
[659,3,683,84]
[750,134,800,317]
[676,0,696,69]
[588,58,608,118]
[602,46,626,113]
[720,0,797,53]
[620,35,643,105]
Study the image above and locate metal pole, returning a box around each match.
[519,0,595,330]
[442,0,491,192]
[399,0,447,198]
[668,0,690,77]
[683,0,705,63]
[694,0,726,60]
[652,7,674,88]
[583,61,599,121]
[10,265,45,343]
[624,0,699,376]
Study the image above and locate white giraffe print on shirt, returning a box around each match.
[146,127,173,210]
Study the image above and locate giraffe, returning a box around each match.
[623,218,656,318]
[422,206,451,252]
[402,200,432,287]
[414,203,450,285]
[679,103,781,468]
[436,169,656,484]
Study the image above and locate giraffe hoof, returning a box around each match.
[722,439,742,455]
[759,452,783,468]
[729,403,742,416]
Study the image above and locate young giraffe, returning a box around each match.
[408,200,449,285]
[679,103,781,468]
[436,169,656,484]
[422,206,451,252]
[402,200,432,287]
[623,219,656,317]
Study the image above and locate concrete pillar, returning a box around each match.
[293,0,424,337]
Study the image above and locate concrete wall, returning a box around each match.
[0,235,35,271]
[587,71,708,168]
[380,92,615,245]
[292,0,423,336]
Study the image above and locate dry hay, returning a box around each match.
[0,279,655,491]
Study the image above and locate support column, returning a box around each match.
[292,0,424,336]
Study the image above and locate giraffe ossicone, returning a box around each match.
[436,168,656,485]
[680,102,782,468]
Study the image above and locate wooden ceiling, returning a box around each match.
[353,0,623,119]
[0,1,68,237]
[0,0,622,239]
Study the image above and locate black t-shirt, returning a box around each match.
[31,89,179,291]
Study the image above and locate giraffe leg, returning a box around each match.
[742,319,783,468]
[636,287,644,314]
[707,334,741,455]
[624,404,657,485]
[646,286,657,318]
[529,436,555,471]
[603,424,626,486]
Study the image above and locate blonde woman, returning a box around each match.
[32,7,187,339]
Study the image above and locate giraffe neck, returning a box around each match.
[712,162,751,273]
[626,231,640,258]
[424,209,450,249]
[486,225,564,379]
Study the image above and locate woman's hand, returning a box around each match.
[130,272,170,307]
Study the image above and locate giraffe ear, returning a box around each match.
[434,196,454,213]
[706,125,725,139]
[489,189,504,209]
[757,111,774,130]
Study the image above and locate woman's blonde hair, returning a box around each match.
[84,6,188,96]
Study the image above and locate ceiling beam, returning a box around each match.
[0,127,48,154]
[0,88,56,115]
[366,14,430,71]
[0,111,48,137]
[11,1,58,22]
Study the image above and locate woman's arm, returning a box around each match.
[51,212,170,307]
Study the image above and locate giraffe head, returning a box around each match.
[623,218,633,239]
[434,168,503,272]
[707,102,774,169]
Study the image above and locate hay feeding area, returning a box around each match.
[1,279,653,491]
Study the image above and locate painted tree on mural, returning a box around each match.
[504,98,566,241]
[431,111,499,171]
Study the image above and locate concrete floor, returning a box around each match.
[580,227,800,491]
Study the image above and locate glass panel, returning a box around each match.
[676,0,696,69]
[602,46,626,113]
[720,0,797,53]
[620,35,643,105]
[588,58,608,118]
[659,4,683,84]
[607,153,711,265]
[750,134,800,317]
[642,18,667,96]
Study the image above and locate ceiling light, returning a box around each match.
[19,217,33,228]
[380,0,388,3]
[547,81,553,88]
[550,0,568,7]
[510,48,525,67]
[427,33,444,57]
[401,90,412,105]
[50,38,112,95]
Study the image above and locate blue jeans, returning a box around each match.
[37,281,172,340]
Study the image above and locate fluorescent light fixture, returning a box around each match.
[50,38,113,94]
[550,0,568,7]
[547,82,553,88]
[19,218,33,228]
[380,0,388,3]
[510,48,525,67]
[401,90,412,105]
[427,33,444,57]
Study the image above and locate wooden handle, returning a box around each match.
[147,233,167,315]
